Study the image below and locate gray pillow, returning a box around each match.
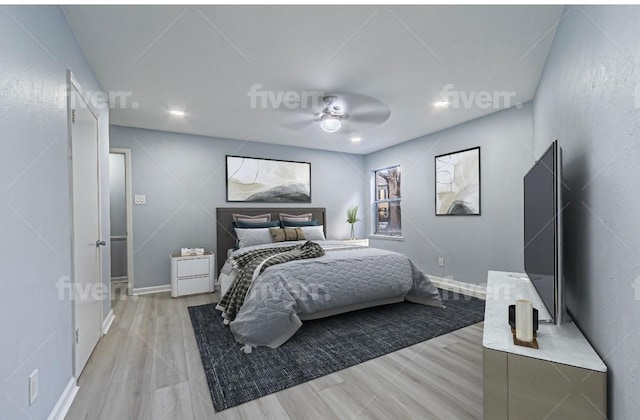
[233,220,280,229]
[235,228,274,248]
[232,213,271,222]
[282,219,319,227]
[279,212,312,222]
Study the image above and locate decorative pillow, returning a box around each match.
[235,228,273,248]
[233,220,281,229]
[279,212,313,222]
[282,219,319,227]
[269,227,306,242]
[300,225,326,241]
[232,213,271,223]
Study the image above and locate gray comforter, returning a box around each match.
[218,242,443,348]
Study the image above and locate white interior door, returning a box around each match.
[70,80,103,377]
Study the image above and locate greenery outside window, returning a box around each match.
[373,165,401,236]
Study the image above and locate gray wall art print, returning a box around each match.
[435,147,480,215]
[226,155,311,202]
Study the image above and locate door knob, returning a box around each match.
[96,240,106,247]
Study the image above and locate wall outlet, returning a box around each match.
[29,369,38,405]
[134,195,146,205]
[438,256,445,267]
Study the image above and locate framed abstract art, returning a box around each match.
[226,155,311,203]
[435,147,480,215]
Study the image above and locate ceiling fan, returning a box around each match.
[273,93,391,134]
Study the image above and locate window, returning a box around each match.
[373,165,401,236]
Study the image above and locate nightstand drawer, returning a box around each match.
[177,276,211,296]
[177,257,210,278]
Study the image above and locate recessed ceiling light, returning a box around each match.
[351,137,362,143]
[433,101,449,108]
[169,110,185,116]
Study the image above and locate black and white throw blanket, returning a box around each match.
[217,241,325,322]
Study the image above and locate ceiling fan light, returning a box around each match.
[320,115,341,133]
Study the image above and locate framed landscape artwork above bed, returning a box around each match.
[435,147,481,215]
[226,155,311,202]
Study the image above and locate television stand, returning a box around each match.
[483,271,607,419]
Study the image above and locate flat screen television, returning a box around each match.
[523,140,566,325]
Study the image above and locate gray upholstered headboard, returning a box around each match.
[215,207,326,274]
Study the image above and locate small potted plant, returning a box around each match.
[346,205,361,240]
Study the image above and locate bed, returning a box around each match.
[215,207,443,349]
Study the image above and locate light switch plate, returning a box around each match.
[134,195,146,205]
[438,256,445,267]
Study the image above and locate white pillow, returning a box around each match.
[235,228,273,248]
[300,226,325,241]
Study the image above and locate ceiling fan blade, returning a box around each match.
[335,125,361,135]
[330,92,379,110]
[272,109,318,131]
[324,92,391,125]
[348,109,391,124]
[279,118,317,131]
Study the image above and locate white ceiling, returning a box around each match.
[64,5,563,154]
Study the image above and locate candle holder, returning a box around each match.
[508,304,540,349]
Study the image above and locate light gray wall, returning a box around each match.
[110,125,367,289]
[533,6,640,418]
[365,104,534,284]
[0,5,110,419]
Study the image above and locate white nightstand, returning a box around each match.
[170,252,215,298]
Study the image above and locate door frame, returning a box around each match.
[67,69,104,378]
[109,148,134,294]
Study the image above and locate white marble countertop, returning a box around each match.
[483,271,607,372]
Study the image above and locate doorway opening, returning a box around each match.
[109,148,134,297]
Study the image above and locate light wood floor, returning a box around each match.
[66,289,484,420]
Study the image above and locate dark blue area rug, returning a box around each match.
[188,290,485,411]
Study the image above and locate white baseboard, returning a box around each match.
[47,377,78,420]
[428,275,487,300]
[132,284,171,296]
[102,309,115,335]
